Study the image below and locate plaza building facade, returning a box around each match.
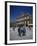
[16,13,33,27]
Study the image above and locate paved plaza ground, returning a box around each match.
[10,27,33,40]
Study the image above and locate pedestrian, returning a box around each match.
[18,26,21,37]
[23,25,26,36]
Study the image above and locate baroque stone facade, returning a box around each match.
[16,13,33,27]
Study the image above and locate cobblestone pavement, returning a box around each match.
[10,27,33,40]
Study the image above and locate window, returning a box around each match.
[27,16,29,19]
[25,17,26,19]
[27,21,29,24]
[25,21,26,24]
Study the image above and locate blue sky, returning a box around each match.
[10,6,33,22]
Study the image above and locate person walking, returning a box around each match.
[23,25,26,36]
[18,26,21,37]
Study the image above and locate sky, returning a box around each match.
[10,6,33,22]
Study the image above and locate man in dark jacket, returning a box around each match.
[18,26,21,36]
